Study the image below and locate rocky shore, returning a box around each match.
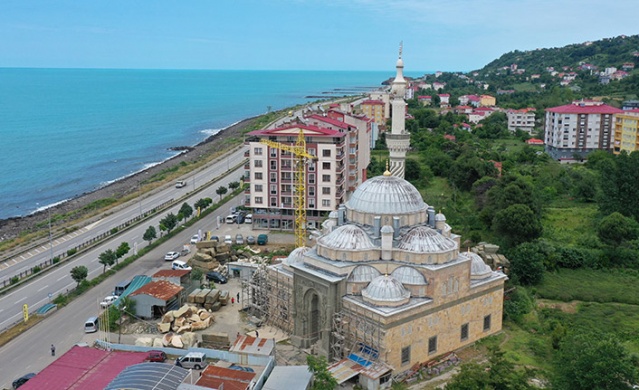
[0,116,262,242]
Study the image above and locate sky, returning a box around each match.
[2,0,638,72]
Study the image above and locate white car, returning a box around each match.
[100,295,118,309]
[224,235,233,245]
[190,234,200,244]
[164,251,180,261]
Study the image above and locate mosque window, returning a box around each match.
[483,315,491,331]
[461,323,469,341]
[428,336,437,354]
[401,346,411,365]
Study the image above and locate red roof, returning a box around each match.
[444,134,456,141]
[306,114,350,129]
[438,93,450,97]
[196,366,256,390]
[130,280,183,301]
[527,138,544,145]
[361,100,384,105]
[547,102,623,114]
[20,346,147,390]
[153,269,190,278]
[248,124,345,138]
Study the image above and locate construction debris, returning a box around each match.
[156,304,214,334]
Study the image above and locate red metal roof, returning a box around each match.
[20,346,147,390]
[130,280,183,301]
[248,124,345,138]
[196,366,256,390]
[153,269,190,278]
[306,114,350,129]
[547,102,623,114]
[361,100,384,105]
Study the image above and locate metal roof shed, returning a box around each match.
[105,362,190,390]
[262,365,313,390]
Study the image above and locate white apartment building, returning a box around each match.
[544,100,623,160]
[506,108,536,134]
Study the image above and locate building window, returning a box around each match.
[322,149,331,157]
[322,199,331,207]
[401,346,410,365]
[322,187,331,195]
[461,323,469,341]
[270,160,277,170]
[483,315,491,331]
[270,197,277,207]
[308,174,315,184]
[254,160,263,168]
[270,148,277,157]
[428,336,437,354]
[322,162,331,170]
[255,197,263,204]
[270,173,277,183]
[309,187,315,196]
[254,172,263,180]
[308,148,316,156]
[270,184,277,195]
[254,184,263,193]
[254,147,263,156]
[322,175,331,182]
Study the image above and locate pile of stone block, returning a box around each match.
[472,243,510,269]
[135,331,199,349]
[156,304,213,334]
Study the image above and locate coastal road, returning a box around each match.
[0,147,248,332]
[0,190,253,389]
[0,145,248,281]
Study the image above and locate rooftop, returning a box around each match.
[130,280,183,301]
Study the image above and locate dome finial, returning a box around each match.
[383,160,391,176]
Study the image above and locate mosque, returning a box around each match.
[246,47,507,388]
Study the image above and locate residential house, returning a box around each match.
[613,109,639,154]
[360,100,385,127]
[479,95,496,107]
[418,95,432,106]
[432,81,446,90]
[506,108,536,134]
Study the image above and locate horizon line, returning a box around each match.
[0,66,468,74]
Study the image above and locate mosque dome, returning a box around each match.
[362,275,410,307]
[284,246,311,267]
[397,226,457,253]
[435,212,446,221]
[346,175,427,216]
[391,266,427,285]
[348,265,382,283]
[317,224,376,251]
[466,252,493,280]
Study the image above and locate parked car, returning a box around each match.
[100,295,119,309]
[12,373,36,389]
[145,350,167,362]
[164,251,180,261]
[257,234,269,245]
[246,235,256,245]
[235,234,244,245]
[229,364,255,373]
[209,235,219,242]
[190,234,200,244]
[225,214,237,224]
[206,271,228,284]
[175,352,208,370]
[224,235,233,245]
[244,213,252,224]
[172,260,192,271]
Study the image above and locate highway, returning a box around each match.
[0,145,248,333]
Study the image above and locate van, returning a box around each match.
[114,279,131,296]
[175,352,208,370]
[225,214,237,224]
[172,260,192,271]
[84,316,99,333]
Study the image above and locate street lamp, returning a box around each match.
[118,305,127,344]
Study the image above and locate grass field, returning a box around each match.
[542,203,598,246]
[536,268,639,304]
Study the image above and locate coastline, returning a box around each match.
[0,116,261,242]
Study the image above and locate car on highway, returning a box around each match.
[206,271,228,284]
[175,180,187,188]
[12,373,36,389]
[164,251,180,261]
[257,234,269,245]
[145,350,167,362]
[246,235,255,245]
[224,235,233,245]
[100,295,119,309]
[235,234,244,245]
[190,234,200,244]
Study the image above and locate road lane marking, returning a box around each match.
[37,285,49,292]
[57,275,67,281]
[14,297,26,304]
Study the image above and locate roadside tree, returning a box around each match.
[70,265,88,287]
[216,186,228,200]
[115,242,130,265]
[179,202,193,221]
[160,213,178,233]
[98,249,117,273]
[228,181,240,190]
[143,225,157,245]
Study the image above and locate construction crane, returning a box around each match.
[260,129,317,248]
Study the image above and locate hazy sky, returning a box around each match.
[2,0,638,72]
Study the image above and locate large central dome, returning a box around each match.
[346,174,427,215]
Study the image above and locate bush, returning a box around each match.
[110,227,119,235]
[10,276,19,285]
[32,266,41,274]
[52,256,61,264]
[66,248,77,256]
[503,287,534,324]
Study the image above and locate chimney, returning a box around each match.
[392,217,400,239]
[427,206,436,228]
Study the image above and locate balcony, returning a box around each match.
[244,150,250,158]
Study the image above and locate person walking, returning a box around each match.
[237,292,240,302]
[51,344,56,356]
[231,297,235,304]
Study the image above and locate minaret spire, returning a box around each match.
[385,43,411,179]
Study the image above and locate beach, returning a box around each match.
[0,116,261,242]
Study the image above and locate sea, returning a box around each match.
[0,68,424,220]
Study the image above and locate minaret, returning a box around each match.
[386,42,411,179]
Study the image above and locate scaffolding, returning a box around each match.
[241,264,294,334]
[331,302,385,364]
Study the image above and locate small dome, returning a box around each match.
[348,265,381,283]
[435,212,446,221]
[391,266,427,285]
[317,224,375,250]
[284,247,310,266]
[381,225,394,234]
[328,210,338,219]
[465,252,492,280]
[362,275,410,307]
[397,226,457,253]
[346,175,427,215]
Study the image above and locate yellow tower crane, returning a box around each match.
[260,129,317,248]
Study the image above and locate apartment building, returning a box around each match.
[360,99,385,127]
[544,100,623,160]
[245,124,349,231]
[613,110,639,154]
[506,108,536,133]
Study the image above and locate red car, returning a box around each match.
[146,350,167,362]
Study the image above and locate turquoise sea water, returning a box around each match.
[0,68,421,220]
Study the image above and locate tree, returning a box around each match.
[597,212,639,247]
[143,225,157,244]
[179,202,193,221]
[228,181,240,190]
[160,213,178,233]
[307,355,337,390]
[554,331,638,390]
[507,242,546,285]
[493,204,542,248]
[98,249,117,273]
[70,265,88,287]
[216,186,228,200]
[115,242,130,265]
